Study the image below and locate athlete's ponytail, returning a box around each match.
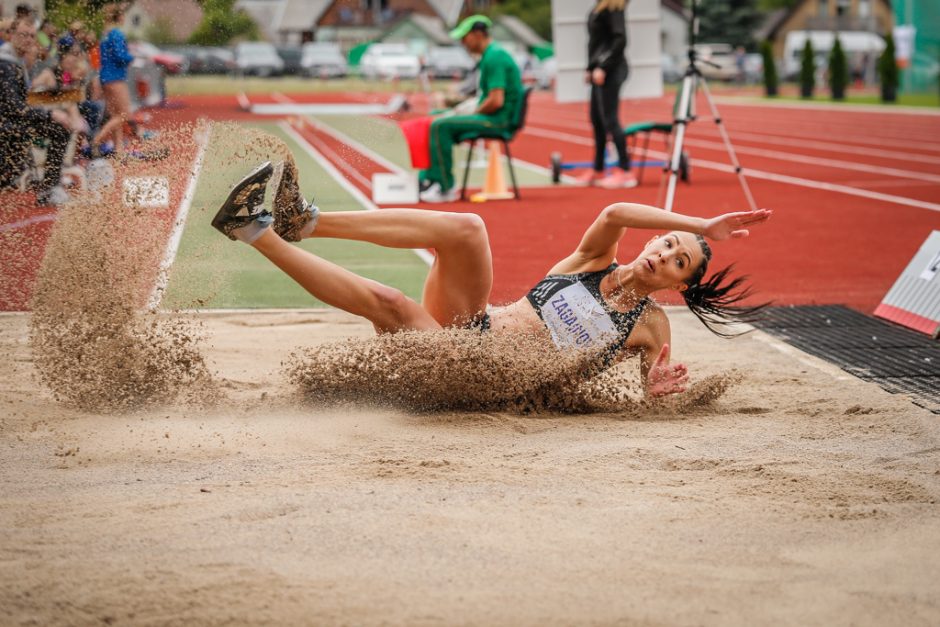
[683,235,768,337]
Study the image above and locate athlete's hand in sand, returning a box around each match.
[703,209,772,241]
[647,343,689,398]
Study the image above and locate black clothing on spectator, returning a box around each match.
[587,8,630,172]
[0,45,70,193]
[587,8,627,73]
[590,63,630,171]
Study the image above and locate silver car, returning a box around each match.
[359,43,421,80]
[300,42,348,78]
[234,41,285,77]
[424,46,475,80]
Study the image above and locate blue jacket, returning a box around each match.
[99,27,133,84]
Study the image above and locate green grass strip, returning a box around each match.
[162,121,429,310]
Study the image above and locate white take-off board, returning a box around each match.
[874,230,940,338]
[550,0,663,103]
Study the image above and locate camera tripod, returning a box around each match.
[660,0,758,213]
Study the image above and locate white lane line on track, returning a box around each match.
[282,98,564,182]
[684,129,940,166]
[531,115,940,180]
[291,119,374,188]
[711,96,940,117]
[271,93,408,176]
[279,120,435,266]
[298,117,409,176]
[677,137,940,184]
[147,123,211,310]
[531,104,940,153]
[0,213,57,233]
[523,125,940,213]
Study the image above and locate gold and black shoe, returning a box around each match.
[211,161,275,243]
[270,157,319,242]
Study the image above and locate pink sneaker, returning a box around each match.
[572,169,603,186]
[597,169,638,189]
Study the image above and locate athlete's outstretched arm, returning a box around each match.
[551,204,772,273]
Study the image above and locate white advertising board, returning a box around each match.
[551,0,663,103]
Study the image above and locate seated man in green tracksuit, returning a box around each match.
[419,15,523,203]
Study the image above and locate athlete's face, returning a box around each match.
[634,231,705,292]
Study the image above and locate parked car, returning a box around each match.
[693,43,738,81]
[661,53,682,83]
[164,45,235,75]
[534,55,556,90]
[359,43,421,79]
[300,42,348,78]
[743,52,763,84]
[129,41,187,75]
[200,47,236,75]
[276,45,303,75]
[234,41,285,77]
[424,46,475,80]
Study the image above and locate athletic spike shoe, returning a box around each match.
[211,161,275,243]
[270,158,319,242]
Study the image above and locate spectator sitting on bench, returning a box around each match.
[32,37,93,137]
[0,17,83,206]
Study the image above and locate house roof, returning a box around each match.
[235,0,331,38]
[754,8,788,42]
[130,0,204,41]
[661,0,689,20]
[758,0,892,41]
[276,0,331,33]
[234,0,284,41]
[495,14,546,47]
[426,0,465,27]
[378,12,451,45]
[408,13,452,45]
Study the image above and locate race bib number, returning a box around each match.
[539,283,617,351]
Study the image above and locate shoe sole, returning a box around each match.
[211,161,274,233]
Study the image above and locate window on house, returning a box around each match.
[858,0,871,18]
[817,0,828,17]
[836,0,850,17]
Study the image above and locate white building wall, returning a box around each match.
[551,0,663,103]
[660,6,688,66]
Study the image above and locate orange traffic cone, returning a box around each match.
[471,141,515,202]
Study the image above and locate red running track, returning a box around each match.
[2,91,938,312]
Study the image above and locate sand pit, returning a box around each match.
[1,307,938,625]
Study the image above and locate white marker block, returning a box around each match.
[372,172,418,205]
[123,176,170,208]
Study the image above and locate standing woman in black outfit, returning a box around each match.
[576,0,637,189]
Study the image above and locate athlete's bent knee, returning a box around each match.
[445,212,487,247]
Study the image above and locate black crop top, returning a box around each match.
[526,263,649,363]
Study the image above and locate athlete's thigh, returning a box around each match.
[421,213,493,327]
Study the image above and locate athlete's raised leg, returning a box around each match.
[310,209,493,327]
[270,158,492,326]
[212,161,439,333]
[251,229,440,333]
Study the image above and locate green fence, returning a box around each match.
[894,0,939,94]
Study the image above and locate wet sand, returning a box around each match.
[1,308,938,625]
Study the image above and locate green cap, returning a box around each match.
[449,14,492,40]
